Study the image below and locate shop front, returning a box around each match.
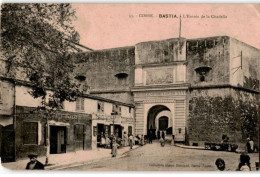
[13,106,92,160]
[92,113,134,149]
[96,123,111,147]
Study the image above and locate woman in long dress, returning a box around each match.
[129,134,134,149]
[101,134,106,147]
[112,140,119,157]
[105,136,110,149]
[123,132,128,147]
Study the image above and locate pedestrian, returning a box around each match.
[157,130,160,140]
[101,133,106,148]
[25,153,44,170]
[140,134,144,146]
[215,158,232,171]
[136,134,141,145]
[236,153,251,171]
[129,134,134,149]
[162,131,165,140]
[149,130,153,144]
[110,135,114,149]
[249,137,254,153]
[111,139,119,157]
[171,134,175,146]
[246,138,252,153]
[160,137,165,147]
[105,136,111,149]
[215,158,226,171]
[215,158,225,171]
[122,131,127,147]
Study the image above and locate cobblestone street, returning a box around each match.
[63,141,259,171]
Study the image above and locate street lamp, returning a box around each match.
[111,111,118,136]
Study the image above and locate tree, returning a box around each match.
[1,3,83,102]
[1,3,84,164]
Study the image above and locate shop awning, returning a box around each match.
[48,120,70,127]
[0,115,13,127]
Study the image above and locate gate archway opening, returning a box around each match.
[158,116,168,131]
[147,105,173,139]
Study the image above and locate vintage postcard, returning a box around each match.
[0,3,259,172]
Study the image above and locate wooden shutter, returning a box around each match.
[118,106,122,116]
[23,122,38,144]
[81,98,84,111]
[76,98,80,111]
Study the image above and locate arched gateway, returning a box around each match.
[147,105,173,139]
[132,38,189,142]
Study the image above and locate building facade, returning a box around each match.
[73,36,259,147]
[0,58,134,162]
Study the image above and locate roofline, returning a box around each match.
[0,76,135,108]
[187,35,230,41]
[83,94,135,108]
[73,35,260,53]
[64,38,94,51]
[135,37,186,45]
[76,46,135,54]
[190,84,260,94]
[229,37,260,51]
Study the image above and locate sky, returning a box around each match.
[72,4,260,50]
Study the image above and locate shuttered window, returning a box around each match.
[74,124,85,141]
[23,122,38,145]
[112,104,117,113]
[97,102,104,113]
[118,106,122,116]
[76,98,84,111]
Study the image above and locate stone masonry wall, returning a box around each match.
[187,36,230,86]
[230,37,260,92]
[73,47,135,104]
[135,38,186,65]
[187,88,259,149]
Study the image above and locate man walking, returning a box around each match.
[129,134,134,149]
[149,130,153,144]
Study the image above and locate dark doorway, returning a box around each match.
[105,125,111,138]
[74,124,85,151]
[128,126,132,136]
[147,105,170,139]
[97,124,105,147]
[114,124,122,138]
[50,126,66,154]
[1,124,15,162]
[159,116,168,131]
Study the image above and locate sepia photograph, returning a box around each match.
[0,3,259,172]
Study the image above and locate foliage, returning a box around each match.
[1,3,83,110]
[188,95,259,143]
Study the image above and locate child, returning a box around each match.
[237,153,251,171]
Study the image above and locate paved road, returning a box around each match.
[63,141,259,171]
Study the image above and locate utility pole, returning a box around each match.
[179,14,182,39]
[111,111,118,136]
